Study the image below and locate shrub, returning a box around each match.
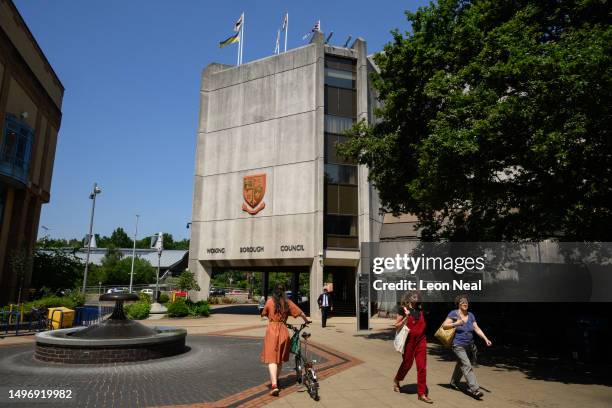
[68,291,86,307]
[125,301,150,320]
[31,295,78,310]
[207,296,237,305]
[159,293,170,304]
[187,300,210,317]
[167,299,189,317]
[138,293,152,304]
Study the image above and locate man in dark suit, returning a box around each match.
[317,288,333,328]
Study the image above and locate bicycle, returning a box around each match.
[286,322,319,401]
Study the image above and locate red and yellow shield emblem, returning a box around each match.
[242,173,266,215]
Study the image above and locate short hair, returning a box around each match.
[455,294,469,307]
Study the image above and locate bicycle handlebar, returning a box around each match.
[285,322,309,332]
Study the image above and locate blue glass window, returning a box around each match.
[0,114,34,185]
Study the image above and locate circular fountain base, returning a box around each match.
[35,326,186,364]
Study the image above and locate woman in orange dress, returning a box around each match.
[261,284,310,396]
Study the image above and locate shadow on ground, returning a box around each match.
[429,343,612,387]
[354,327,395,341]
[356,327,612,387]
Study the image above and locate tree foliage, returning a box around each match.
[177,270,200,291]
[32,249,84,291]
[38,229,189,250]
[85,250,155,286]
[340,0,611,241]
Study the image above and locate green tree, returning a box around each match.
[109,227,133,248]
[177,270,200,291]
[341,0,611,241]
[9,249,33,303]
[101,250,155,285]
[32,249,84,291]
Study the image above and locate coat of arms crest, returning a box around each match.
[242,173,266,215]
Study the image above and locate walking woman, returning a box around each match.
[260,284,310,396]
[442,294,492,399]
[393,291,433,404]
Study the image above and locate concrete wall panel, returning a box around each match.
[272,161,315,216]
[277,111,316,164]
[275,63,316,118]
[196,213,315,261]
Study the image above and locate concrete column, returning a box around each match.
[309,257,324,319]
[189,258,210,302]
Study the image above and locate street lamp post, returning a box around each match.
[152,232,163,302]
[82,182,101,294]
[129,214,140,293]
[149,232,167,315]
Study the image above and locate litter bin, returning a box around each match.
[48,307,75,329]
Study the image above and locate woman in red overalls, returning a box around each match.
[393,291,433,404]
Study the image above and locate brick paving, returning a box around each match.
[0,330,356,408]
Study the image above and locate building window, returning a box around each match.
[324,54,359,249]
[0,114,33,186]
[325,133,355,165]
[324,115,354,134]
[325,55,357,73]
[324,86,356,118]
[324,215,359,248]
[324,68,355,89]
[325,164,357,185]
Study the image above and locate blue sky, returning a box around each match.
[14,0,428,241]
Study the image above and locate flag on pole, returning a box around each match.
[302,20,321,40]
[234,12,244,32]
[282,13,288,30]
[274,29,280,54]
[219,32,240,48]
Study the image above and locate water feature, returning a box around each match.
[35,293,186,364]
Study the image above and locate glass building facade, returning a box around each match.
[324,55,359,249]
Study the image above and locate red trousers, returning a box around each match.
[395,336,427,396]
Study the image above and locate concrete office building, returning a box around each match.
[0,0,64,303]
[190,32,382,318]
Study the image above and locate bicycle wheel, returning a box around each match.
[304,368,319,401]
[294,355,303,384]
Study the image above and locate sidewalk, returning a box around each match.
[142,307,610,408]
[1,306,609,408]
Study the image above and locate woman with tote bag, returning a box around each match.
[393,291,433,404]
[442,294,492,400]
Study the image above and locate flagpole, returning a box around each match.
[284,13,288,52]
[237,13,241,66]
[240,13,244,65]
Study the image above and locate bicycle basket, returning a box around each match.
[290,332,300,354]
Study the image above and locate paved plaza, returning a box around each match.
[0,305,610,407]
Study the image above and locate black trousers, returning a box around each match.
[321,307,330,327]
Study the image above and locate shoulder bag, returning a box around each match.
[435,310,457,348]
[393,307,410,353]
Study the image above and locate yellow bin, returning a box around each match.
[47,307,75,329]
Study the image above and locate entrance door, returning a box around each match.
[324,266,356,316]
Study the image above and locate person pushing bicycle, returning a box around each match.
[260,283,311,396]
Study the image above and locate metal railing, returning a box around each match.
[0,304,115,337]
